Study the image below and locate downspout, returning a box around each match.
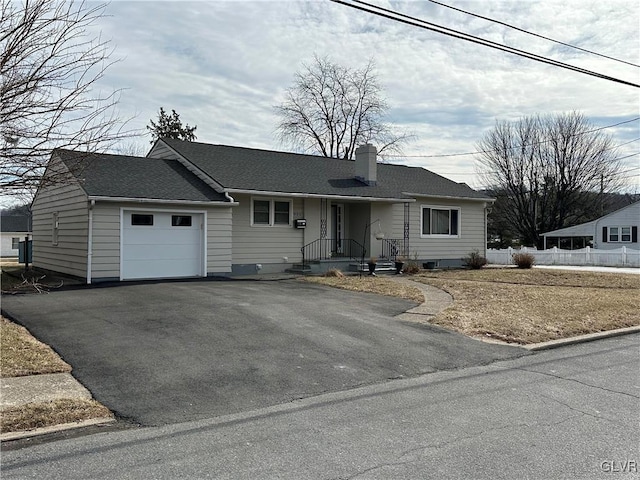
[484,203,490,257]
[87,200,95,284]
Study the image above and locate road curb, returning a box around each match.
[523,325,640,351]
[0,417,115,442]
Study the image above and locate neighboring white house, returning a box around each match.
[1,216,31,257]
[542,201,639,250]
[31,140,494,283]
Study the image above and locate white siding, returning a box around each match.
[1,233,28,257]
[231,194,304,266]
[392,197,488,260]
[31,158,89,278]
[596,202,640,250]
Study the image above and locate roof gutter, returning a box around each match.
[224,188,413,203]
[402,192,495,203]
[88,196,238,206]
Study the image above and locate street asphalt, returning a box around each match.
[1,278,526,427]
[2,333,638,479]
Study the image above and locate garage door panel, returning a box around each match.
[122,244,202,262]
[124,228,200,243]
[122,211,204,280]
[123,260,201,279]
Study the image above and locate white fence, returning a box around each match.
[487,246,640,268]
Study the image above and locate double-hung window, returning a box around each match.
[421,206,460,237]
[252,199,291,226]
[608,226,632,243]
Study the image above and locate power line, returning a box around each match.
[426,0,640,68]
[330,0,640,88]
[385,117,640,159]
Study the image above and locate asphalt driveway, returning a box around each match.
[2,279,526,426]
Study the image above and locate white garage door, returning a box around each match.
[122,211,204,280]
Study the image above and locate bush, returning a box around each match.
[323,268,345,278]
[462,250,487,269]
[512,252,535,269]
[402,262,420,274]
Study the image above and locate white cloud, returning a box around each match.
[87,0,640,192]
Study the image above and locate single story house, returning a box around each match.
[542,201,639,250]
[1,215,31,257]
[31,140,493,283]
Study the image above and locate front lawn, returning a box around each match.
[306,269,639,345]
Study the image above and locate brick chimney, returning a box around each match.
[355,144,377,186]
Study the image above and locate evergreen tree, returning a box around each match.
[147,108,197,143]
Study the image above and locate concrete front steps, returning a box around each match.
[286,260,400,275]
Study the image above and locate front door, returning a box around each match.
[331,203,345,255]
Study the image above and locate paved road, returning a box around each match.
[1,279,524,426]
[2,334,638,479]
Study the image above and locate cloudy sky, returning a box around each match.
[93,0,639,191]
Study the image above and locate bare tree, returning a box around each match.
[477,112,623,248]
[1,0,134,196]
[275,55,409,160]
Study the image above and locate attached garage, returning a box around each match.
[121,210,205,280]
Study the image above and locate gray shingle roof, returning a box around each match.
[161,139,489,201]
[1,216,31,233]
[55,150,226,202]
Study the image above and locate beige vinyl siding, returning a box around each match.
[394,197,487,259]
[90,203,121,280]
[232,194,304,264]
[90,202,233,280]
[147,142,179,160]
[206,207,232,273]
[31,159,89,278]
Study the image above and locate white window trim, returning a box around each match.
[250,197,292,227]
[420,205,461,238]
[609,225,632,243]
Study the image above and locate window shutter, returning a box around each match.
[450,209,459,236]
[633,226,638,243]
[602,226,607,242]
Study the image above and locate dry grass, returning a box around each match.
[304,268,639,345]
[304,275,424,303]
[418,268,639,289]
[1,399,113,433]
[1,316,71,377]
[418,269,639,344]
[1,316,113,435]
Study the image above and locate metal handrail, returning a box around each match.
[301,238,365,267]
[381,238,407,261]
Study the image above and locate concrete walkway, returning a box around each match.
[387,276,454,322]
[1,373,91,408]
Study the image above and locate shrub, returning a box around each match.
[402,262,420,274]
[512,252,535,269]
[462,250,487,269]
[323,268,345,278]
